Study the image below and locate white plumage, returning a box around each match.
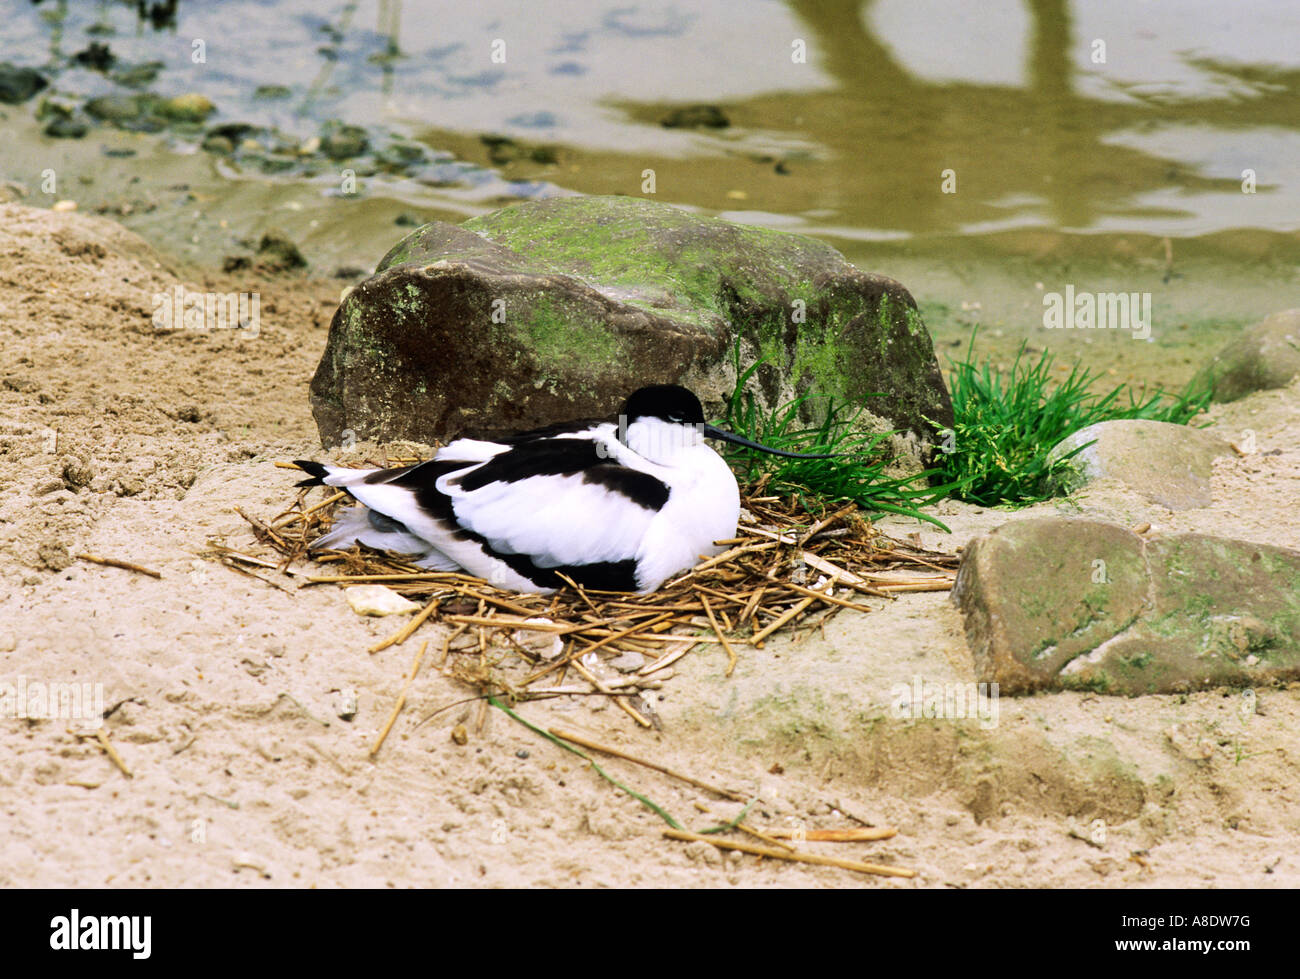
[294,385,826,594]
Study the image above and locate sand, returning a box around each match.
[1,203,1297,888]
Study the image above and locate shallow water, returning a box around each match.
[3,0,1298,382]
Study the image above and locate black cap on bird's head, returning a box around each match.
[621,384,836,460]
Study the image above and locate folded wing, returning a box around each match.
[437,437,669,569]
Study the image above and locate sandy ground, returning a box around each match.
[2,204,1297,888]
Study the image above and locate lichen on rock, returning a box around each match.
[310,196,952,465]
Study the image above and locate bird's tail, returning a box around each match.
[293,459,330,487]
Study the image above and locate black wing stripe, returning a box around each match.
[450,438,669,511]
[309,454,647,592]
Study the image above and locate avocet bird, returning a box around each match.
[294,384,830,594]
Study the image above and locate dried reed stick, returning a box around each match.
[663,829,916,878]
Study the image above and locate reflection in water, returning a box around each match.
[683,0,1293,237]
[3,0,1297,245]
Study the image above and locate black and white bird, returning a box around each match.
[294,384,830,594]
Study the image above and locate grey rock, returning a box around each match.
[257,230,307,271]
[952,517,1300,695]
[661,105,729,129]
[1047,419,1231,510]
[1194,308,1300,402]
[0,63,48,104]
[321,123,369,160]
[44,117,89,139]
[309,196,952,454]
[85,94,145,122]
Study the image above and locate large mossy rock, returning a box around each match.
[1193,308,1300,402]
[952,518,1300,695]
[309,196,952,452]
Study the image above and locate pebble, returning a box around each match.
[660,104,729,129]
[344,585,419,617]
[0,63,48,104]
[44,117,88,139]
[85,94,144,122]
[510,619,563,659]
[451,724,469,746]
[61,458,95,488]
[52,200,78,213]
[608,650,646,673]
[321,124,368,160]
[159,93,215,123]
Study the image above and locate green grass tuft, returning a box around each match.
[935,331,1213,506]
[717,344,956,531]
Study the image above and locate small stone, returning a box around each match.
[480,134,518,165]
[608,650,646,673]
[61,458,95,488]
[335,689,358,721]
[320,123,368,160]
[297,136,321,156]
[111,60,163,88]
[515,749,529,759]
[660,104,729,129]
[52,200,78,212]
[377,142,426,168]
[259,155,297,174]
[344,585,419,617]
[451,724,469,746]
[0,63,49,104]
[44,117,89,140]
[510,620,564,659]
[1195,308,1300,402]
[201,134,234,155]
[85,94,144,122]
[257,230,307,271]
[73,42,116,71]
[158,93,215,123]
[38,542,73,571]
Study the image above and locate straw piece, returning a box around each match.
[769,826,898,842]
[636,639,701,677]
[271,490,347,530]
[76,554,162,580]
[796,503,857,547]
[699,592,738,677]
[95,729,133,778]
[70,728,133,778]
[663,829,916,878]
[569,658,651,729]
[370,640,428,757]
[776,578,880,612]
[549,727,748,802]
[737,822,797,852]
[369,595,440,653]
[749,592,820,646]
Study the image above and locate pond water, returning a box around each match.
[3,0,1298,383]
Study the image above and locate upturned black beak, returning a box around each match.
[702,424,838,460]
